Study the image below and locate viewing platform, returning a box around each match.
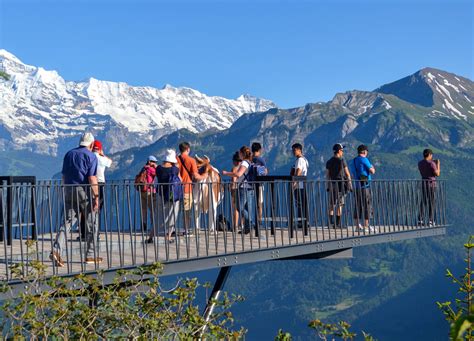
[0,178,448,297]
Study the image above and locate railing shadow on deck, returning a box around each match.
[0,179,447,282]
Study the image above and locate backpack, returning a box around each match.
[134,167,148,192]
[217,214,231,231]
[159,167,183,202]
[245,163,267,183]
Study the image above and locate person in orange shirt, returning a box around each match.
[177,142,208,235]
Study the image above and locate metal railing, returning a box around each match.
[0,179,447,282]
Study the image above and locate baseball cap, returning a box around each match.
[333,143,344,152]
[93,140,103,151]
[79,132,94,147]
[148,155,158,162]
[357,144,369,154]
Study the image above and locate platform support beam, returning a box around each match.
[201,266,232,336]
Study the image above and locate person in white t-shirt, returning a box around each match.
[290,143,309,233]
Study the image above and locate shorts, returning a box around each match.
[353,187,372,220]
[329,187,346,208]
[231,189,239,208]
[183,192,193,211]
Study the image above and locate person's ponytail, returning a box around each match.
[239,146,252,161]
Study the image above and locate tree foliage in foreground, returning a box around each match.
[437,235,474,341]
[0,245,245,339]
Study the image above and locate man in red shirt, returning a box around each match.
[177,142,208,234]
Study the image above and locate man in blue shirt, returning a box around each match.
[50,132,101,267]
[352,144,376,232]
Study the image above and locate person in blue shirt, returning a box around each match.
[50,132,101,267]
[352,144,376,232]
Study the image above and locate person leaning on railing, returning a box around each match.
[50,132,101,267]
[223,146,257,236]
[137,156,158,233]
[290,143,309,231]
[352,144,376,233]
[325,143,352,228]
[177,142,208,236]
[418,148,440,227]
[147,149,182,244]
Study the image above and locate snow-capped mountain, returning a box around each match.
[376,67,474,121]
[0,49,276,155]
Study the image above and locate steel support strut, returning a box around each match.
[200,266,232,336]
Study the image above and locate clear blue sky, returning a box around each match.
[0,0,472,108]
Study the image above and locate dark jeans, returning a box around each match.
[353,187,372,221]
[419,182,436,223]
[293,188,309,231]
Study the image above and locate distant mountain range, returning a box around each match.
[109,67,474,179]
[0,49,276,156]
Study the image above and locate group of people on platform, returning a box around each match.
[49,132,441,267]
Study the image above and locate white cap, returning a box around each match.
[79,132,95,147]
[163,149,178,164]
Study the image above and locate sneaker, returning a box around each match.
[49,251,65,267]
[429,221,436,227]
[85,257,103,264]
[238,228,251,235]
[417,220,424,226]
[146,237,154,244]
[365,226,378,233]
[355,224,365,232]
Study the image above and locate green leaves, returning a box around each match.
[437,235,474,340]
[0,262,245,339]
[307,319,371,341]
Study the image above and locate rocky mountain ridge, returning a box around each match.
[108,67,474,179]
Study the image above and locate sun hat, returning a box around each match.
[93,140,103,151]
[148,155,158,163]
[79,132,94,147]
[333,143,345,152]
[163,149,178,164]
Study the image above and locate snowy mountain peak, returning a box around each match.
[0,49,23,64]
[376,67,474,120]
[0,50,277,156]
